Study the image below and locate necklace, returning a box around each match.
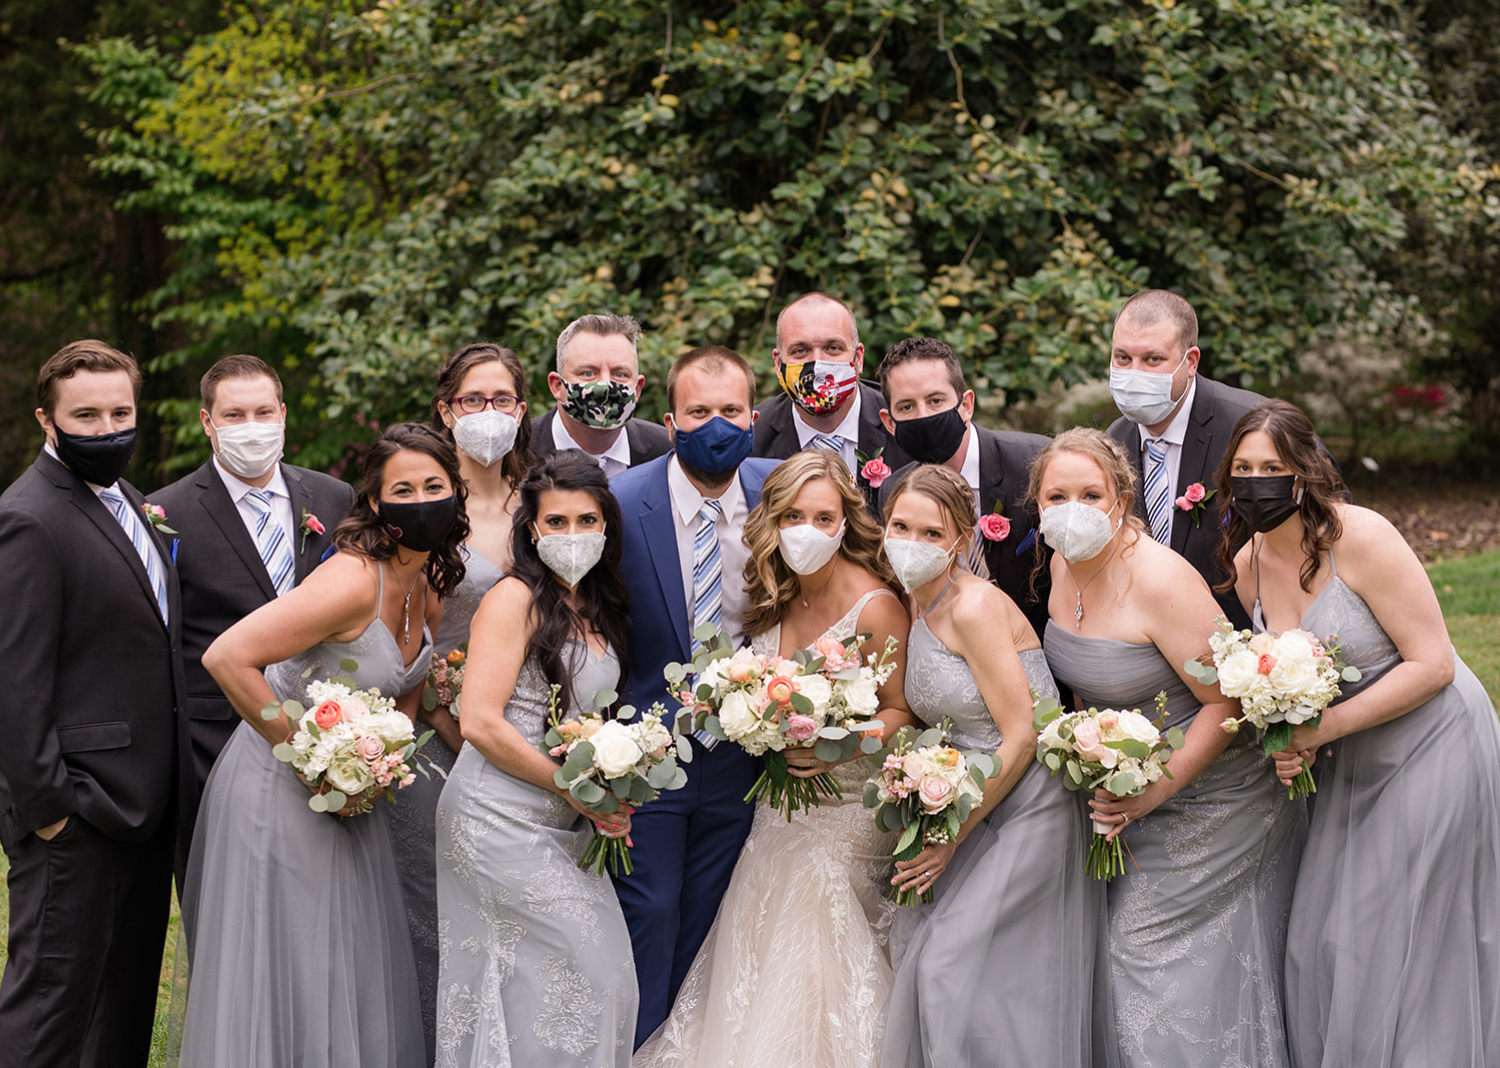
[799,558,839,610]
[1065,539,1121,628]
[389,558,422,647]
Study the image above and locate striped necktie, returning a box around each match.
[98,488,170,623]
[247,489,296,596]
[691,498,725,747]
[808,433,843,454]
[1144,437,1172,545]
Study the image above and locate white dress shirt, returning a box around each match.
[1134,375,1198,545]
[790,388,862,473]
[214,457,296,550]
[552,415,634,479]
[667,456,751,650]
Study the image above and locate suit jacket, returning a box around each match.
[530,409,672,468]
[879,425,1053,641]
[0,452,187,848]
[752,381,911,507]
[611,455,779,715]
[1107,375,1266,630]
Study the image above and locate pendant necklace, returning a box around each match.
[800,558,839,610]
[1066,539,1121,628]
[390,558,421,647]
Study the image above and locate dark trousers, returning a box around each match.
[613,738,758,1049]
[0,813,175,1067]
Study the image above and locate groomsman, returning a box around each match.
[149,354,353,844]
[875,337,1052,640]
[531,312,672,474]
[752,292,909,500]
[0,341,186,1066]
[610,346,778,1048]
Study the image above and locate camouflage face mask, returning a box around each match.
[560,379,638,429]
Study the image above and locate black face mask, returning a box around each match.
[1229,474,1300,533]
[52,424,137,487]
[892,407,968,465]
[379,496,458,552]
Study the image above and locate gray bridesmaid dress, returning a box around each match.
[882,610,1102,1068]
[390,543,504,1064]
[1045,622,1305,1068]
[1263,555,1500,1067]
[434,641,637,1068]
[181,603,430,1067]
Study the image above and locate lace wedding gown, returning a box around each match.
[634,589,901,1068]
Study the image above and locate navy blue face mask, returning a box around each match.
[673,416,754,476]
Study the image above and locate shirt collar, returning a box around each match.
[958,423,981,492]
[1138,375,1198,449]
[551,411,633,469]
[791,386,862,448]
[214,455,290,503]
[668,454,745,527]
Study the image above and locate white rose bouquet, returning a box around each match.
[1033,694,1182,880]
[262,659,427,816]
[667,623,897,821]
[1184,616,1361,799]
[862,720,998,906]
[541,685,688,876]
[421,642,467,721]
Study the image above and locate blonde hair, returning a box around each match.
[881,464,977,563]
[1024,427,1146,596]
[742,451,897,636]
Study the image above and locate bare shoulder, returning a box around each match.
[854,583,910,636]
[949,574,1018,627]
[1334,502,1403,547]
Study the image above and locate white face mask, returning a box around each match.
[213,420,285,480]
[1109,352,1190,427]
[883,537,954,593]
[1039,501,1121,563]
[778,521,845,576]
[534,529,607,588]
[452,409,519,467]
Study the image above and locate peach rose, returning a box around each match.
[917,775,954,813]
[765,675,799,707]
[1257,653,1277,676]
[314,700,343,730]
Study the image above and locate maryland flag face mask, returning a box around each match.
[776,357,859,416]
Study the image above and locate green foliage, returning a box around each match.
[83,0,1479,464]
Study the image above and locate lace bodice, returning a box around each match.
[906,622,1059,751]
[503,640,621,748]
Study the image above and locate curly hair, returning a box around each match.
[742,451,898,637]
[332,422,470,597]
[505,452,631,704]
[1213,399,1345,594]
[430,342,535,485]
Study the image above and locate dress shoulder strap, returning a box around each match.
[1326,548,1338,580]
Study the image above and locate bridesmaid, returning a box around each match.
[879,464,1100,1067]
[183,422,467,1066]
[434,452,637,1067]
[1035,428,1304,1068]
[1218,399,1500,1067]
[389,341,533,1062]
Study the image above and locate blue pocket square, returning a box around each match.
[170,538,180,565]
[320,544,337,562]
[1015,528,1038,555]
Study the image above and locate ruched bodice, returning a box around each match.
[266,616,432,708]
[1043,622,1199,727]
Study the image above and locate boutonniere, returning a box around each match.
[855,447,893,489]
[1174,483,1216,527]
[142,503,177,535]
[977,500,1011,542]
[300,508,326,552]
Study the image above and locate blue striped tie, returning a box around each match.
[692,498,724,747]
[1144,437,1171,545]
[808,433,842,454]
[247,489,296,596]
[99,488,170,623]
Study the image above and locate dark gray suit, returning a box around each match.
[753,381,912,508]
[0,450,188,1067]
[530,408,672,467]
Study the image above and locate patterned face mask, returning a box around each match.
[775,358,859,416]
[560,380,638,429]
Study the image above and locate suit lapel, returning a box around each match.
[639,471,691,661]
[533,410,557,455]
[284,465,322,584]
[198,464,278,600]
[69,481,169,633]
[764,397,798,461]
[1172,389,1216,555]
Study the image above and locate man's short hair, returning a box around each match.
[666,346,756,414]
[1114,290,1199,353]
[36,340,142,417]
[774,292,860,351]
[555,313,642,372]
[200,354,284,411]
[875,337,967,407]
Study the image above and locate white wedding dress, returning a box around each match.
[633,589,900,1068]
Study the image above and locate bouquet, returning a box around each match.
[1185,617,1361,799]
[1033,694,1182,880]
[542,685,688,875]
[262,657,429,815]
[667,623,897,820]
[863,721,998,906]
[422,643,468,721]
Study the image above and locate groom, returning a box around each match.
[610,345,777,1047]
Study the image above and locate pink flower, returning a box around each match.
[917,775,954,813]
[313,700,343,730]
[726,661,757,685]
[1072,719,1110,764]
[1175,495,1192,511]
[356,735,386,761]
[1257,653,1277,676]
[303,513,325,534]
[1095,711,1119,733]
[549,744,568,758]
[813,635,847,662]
[1249,632,1275,655]
[765,675,799,707]
[978,513,1011,541]
[861,456,893,488]
[399,773,415,788]
[1184,482,1207,504]
[145,504,165,521]
[785,714,818,742]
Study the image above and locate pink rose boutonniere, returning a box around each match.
[1174,483,1216,527]
[300,508,326,553]
[142,503,177,535]
[856,447,893,490]
[978,501,1011,542]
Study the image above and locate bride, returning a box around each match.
[634,449,915,1067]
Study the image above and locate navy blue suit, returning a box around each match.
[609,452,778,1048]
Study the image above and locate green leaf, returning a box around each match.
[308,793,328,813]
[339,658,359,673]
[1342,667,1362,682]
[593,688,618,708]
[1263,721,1295,754]
[271,742,297,761]
[421,687,438,712]
[894,820,920,857]
[260,701,282,721]
[323,790,347,810]
[1166,727,1186,749]
[814,739,843,763]
[574,779,607,806]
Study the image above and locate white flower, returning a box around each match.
[840,675,880,717]
[717,690,760,740]
[1268,651,1319,698]
[325,754,375,795]
[796,673,833,712]
[590,721,645,777]
[1113,711,1161,747]
[1215,649,1260,698]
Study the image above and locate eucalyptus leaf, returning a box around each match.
[814,739,843,763]
[859,735,883,754]
[1166,727,1186,749]
[1342,666,1363,682]
[323,790,347,810]
[260,701,282,721]
[271,742,297,761]
[339,658,359,673]
[817,726,850,740]
[308,794,328,813]
[421,687,438,712]
[593,688,618,708]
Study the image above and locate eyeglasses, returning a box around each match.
[451,394,521,415]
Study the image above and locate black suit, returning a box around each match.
[0,450,187,1066]
[530,408,672,467]
[753,381,912,508]
[149,460,354,833]
[878,425,1053,641]
[1107,375,1266,630]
